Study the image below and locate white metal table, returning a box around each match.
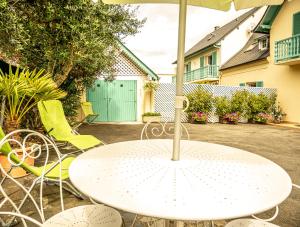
[69,139,292,221]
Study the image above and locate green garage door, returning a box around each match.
[87,80,137,122]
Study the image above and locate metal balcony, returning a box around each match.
[275,34,300,65]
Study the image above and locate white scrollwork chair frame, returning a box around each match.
[225,183,300,227]
[141,120,190,141]
[0,129,123,227]
[0,129,64,226]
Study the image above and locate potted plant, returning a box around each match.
[214,96,231,123]
[142,112,161,123]
[186,87,213,124]
[270,96,286,124]
[253,112,272,124]
[247,93,272,123]
[144,81,158,92]
[272,105,286,124]
[0,146,34,178]
[189,112,208,124]
[0,66,66,177]
[223,112,240,124]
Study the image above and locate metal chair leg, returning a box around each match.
[131,214,138,227]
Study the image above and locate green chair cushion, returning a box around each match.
[81,102,96,117]
[38,100,102,149]
[32,156,75,180]
[0,126,75,180]
[62,135,101,150]
[0,127,12,155]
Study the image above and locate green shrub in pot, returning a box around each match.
[142,112,161,123]
[248,93,272,122]
[186,87,213,123]
[230,90,250,118]
[214,96,231,123]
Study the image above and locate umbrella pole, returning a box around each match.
[172,0,187,161]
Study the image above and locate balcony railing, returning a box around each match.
[172,65,219,83]
[184,65,219,83]
[275,34,300,63]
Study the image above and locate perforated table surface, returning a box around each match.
[69,139,292,221]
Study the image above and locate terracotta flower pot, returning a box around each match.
[219,117,227,124]
[142,116,161,123]
[0,147,34,178]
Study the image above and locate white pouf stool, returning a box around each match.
[43,205,123,227]
[225,219,279,227]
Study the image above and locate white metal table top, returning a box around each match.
[69,139,292,221]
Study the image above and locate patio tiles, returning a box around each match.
[9,123,300,226]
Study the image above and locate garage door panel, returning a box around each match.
[108,80,137,121]
[88,80,136,122]
[87,81,108,121]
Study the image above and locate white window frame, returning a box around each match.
[259,38,268,50]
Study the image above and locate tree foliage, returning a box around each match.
[0,0,144,86]
[0,0,144,123]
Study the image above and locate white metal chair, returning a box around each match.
[0,129,123,227]
[225,184,300,227]
[140,119,190,140]
[225,219,280,227]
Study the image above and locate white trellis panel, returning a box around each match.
[114,52,145,76]
[154,84,277,123]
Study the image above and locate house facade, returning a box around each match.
[86,42,158,122]
[173,7,266,84]
[220,1,300,123]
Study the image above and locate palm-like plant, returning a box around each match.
[0,66,66,134]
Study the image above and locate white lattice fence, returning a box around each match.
[154,84,277,123]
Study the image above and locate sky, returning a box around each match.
[124,4,250,75]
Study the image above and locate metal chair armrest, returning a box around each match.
[293,183,300,189]
[252,206,279,222]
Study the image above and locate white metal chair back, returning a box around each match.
[141,120,190,140]
[0,129,64,227]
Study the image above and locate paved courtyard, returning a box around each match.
[11,123,300,226]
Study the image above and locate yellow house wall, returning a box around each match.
[220,0,300,123]
[185,47,221,71]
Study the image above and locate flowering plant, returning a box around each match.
[254,112,272,124]
[223,112,239,124]
[189,112,208,124]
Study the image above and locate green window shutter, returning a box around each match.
[200,56,204,67]
[212,51,217,65]
[185,62,191,73]
[293,12,300,35]
[239,83,245,87]
[256,81,264,87]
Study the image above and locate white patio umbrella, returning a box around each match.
[102,0,284,161]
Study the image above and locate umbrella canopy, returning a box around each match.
[102,0,284,10]
[102,0,284,161]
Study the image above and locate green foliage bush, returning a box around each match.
[247,93,273,120]
[188,88,279,124]
[186,87,213,113]
[230,90,250,117]
[144,81,158,91]
[214,96,231,118]
[142,112,161,117]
